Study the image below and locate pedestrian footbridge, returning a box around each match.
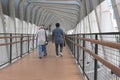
[0,0,120,80]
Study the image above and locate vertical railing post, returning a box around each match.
[33,34,34,49]
[94,34,98,80]
[77,34,79,64]
[70,37,72,51]
[72,35,74,55]
[20,34,23,58]
[9,34,12,63]
[69,37,71,51]
[74,34,75,58]
[83,34,85,73]
[28,34,29,53]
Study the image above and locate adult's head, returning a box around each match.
[39,25,43,30]
[42,24,44,26]
[55,23,60,28]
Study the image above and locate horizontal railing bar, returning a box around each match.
[68,36,120,49]
[77,37,120,49]
[67,32,120,35]
[0,36,34,39]
[0,33,36,35]
[0,39,34,46]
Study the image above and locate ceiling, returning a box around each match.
[1,0,104,32]
[1,0,81,32]
[26,0,81,31]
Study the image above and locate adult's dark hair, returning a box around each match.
[56,23,60,27]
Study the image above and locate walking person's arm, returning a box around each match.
[63,34,66,46]
[52,35,54,43]
[36,32,38,46]
[62,31,65,47]
[52,31,54,43]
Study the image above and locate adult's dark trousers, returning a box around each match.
[55,43,63,56]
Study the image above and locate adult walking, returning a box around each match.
[37,25,47,59]
[52,23,65,57]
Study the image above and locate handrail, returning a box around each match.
[66,36,120,76]
[0,35,35,46]
[67,32,120,35]
[0,39,34,46]
[0,36,34,39]
[75,36,120,49]
[0,33,36,67]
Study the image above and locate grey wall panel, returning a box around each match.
[15,0,21,18]
[1,0,9,15]
[23,2,28,21]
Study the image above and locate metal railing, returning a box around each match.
[0,33,36,68]
[66,32,120,80]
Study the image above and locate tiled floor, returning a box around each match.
[0,42,84,80]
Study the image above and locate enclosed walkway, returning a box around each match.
[0,0,120,80]
[0,42,84,80]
